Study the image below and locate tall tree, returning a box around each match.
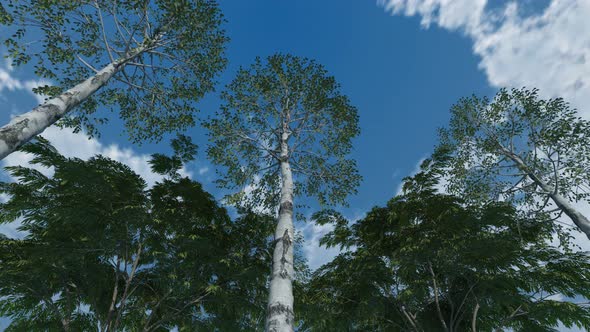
[205,54,361,332]
[0,0,227,160]
[300,160,590,332]
[0,138,278,331]
[437,88,590,238]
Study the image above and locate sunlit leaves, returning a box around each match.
[1,0,228,142]
[300,171,590,332]
[205,54,361,210]
[438,88,590,228]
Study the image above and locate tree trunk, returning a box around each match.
[548,191,590,239]
[266,134,295,332]
[501,148,590,239]
[0,49,145,160]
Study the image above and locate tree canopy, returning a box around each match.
[0,0,228,159]
[299,160,590,332]
[0,138,278,331]
[1,2,589,330]
[205,54,360,331]
[205,54,361,211]
[437,88,590,238]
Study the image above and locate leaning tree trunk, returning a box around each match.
[266,133,295,332]
[0,48,146,161]
[501,148,590,239]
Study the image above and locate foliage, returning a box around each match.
[0,138,282,331]
[437,88,590,228]
[204,54,361,210]
[1,0,228,142]
[299,161,590,332]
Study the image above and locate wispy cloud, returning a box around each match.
[301,210,365,271]
[2,125,193,187]
[0,58,49,104]
[198,166,209,175]
[379,0,590,118]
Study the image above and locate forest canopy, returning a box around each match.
[0,1,589,332]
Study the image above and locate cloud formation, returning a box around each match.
[301,221,342,271]
[1,126,193,188]
[380,0,590,117]
[0,61,49,104]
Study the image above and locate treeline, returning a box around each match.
[1,1,590,331]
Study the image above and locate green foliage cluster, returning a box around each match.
[0,138,276,331]
[204,54,361,211]
[299,160,590,332]
[438,88,590,225]
[2,1,590,330]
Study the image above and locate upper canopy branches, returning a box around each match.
[205,54,361,208]
[1,0,228,142]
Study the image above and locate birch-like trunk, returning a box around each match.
[0,50,143,160]
[501,148,590,239]
[266,132,295,332]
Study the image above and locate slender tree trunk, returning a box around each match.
[500,148,590,239]
[0,48,145,160]
[471,302,479,332]
[548,192,590,238]
[0,63,116,160]
[266,133,295,332]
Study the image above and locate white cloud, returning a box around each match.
[2,125,192,187]
[379,0,590,118]
[4,57,13,72]
[301,211,365,271]
[0,68,22,91]
[0,58,48,104]
[23,79,51,104]
[302,221,343,271]
[0,125,196,238]
[198,166,209,175]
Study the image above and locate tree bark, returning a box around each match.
[0,48,145,160]
[266,132,295,332]
[471,302,479,332]
[500,147,590,239]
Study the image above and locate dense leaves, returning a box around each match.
[0,138,276,331]
[300,161,590,331]
[204,54,361,210]
[1,0,228,141]
[204,54,360,330]
[437,88,590,236]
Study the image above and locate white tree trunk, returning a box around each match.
[550,192,590,239]
[501,148,590,239]
[266,133,295,332]
[0,51,143,160]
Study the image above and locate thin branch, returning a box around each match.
[471,301,480,332]
[93,0,115,63]
[142,289,173,331]
[104,256,122,332]
[428,262,449,332]
[75,55,99,73]
[113,242,143,331]
[400,305,421,332]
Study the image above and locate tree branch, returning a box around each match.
[428,262,449,332]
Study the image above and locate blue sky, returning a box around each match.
[0,0,495,263]
[1,0,590,330]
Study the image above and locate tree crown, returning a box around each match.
[1,0,228,142]
[205,54,361,210]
